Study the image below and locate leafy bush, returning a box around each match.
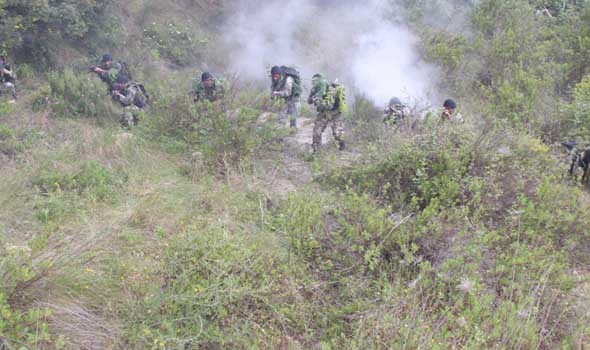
[1,0,119,67]
[33,160,122,201]
[143,21,208,66]
[147,90,287,173]
[48,68,118,120]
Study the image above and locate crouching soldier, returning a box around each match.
[91,54,131,90]
[191,72,225,103]
[111,75,149,128]
[440,98,463,123]
[383,97,409,125]
[0,55,17,101]
[308,73,347,153]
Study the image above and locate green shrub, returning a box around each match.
[1,0,119,67]
[48,68,118,120]
[143,21,208,66]
[0,124,24,156]
[33,160,122,201]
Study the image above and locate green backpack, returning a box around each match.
[330,83,348,114]
[280,66,302,99]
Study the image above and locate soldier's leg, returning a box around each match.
[287,100,299,128]
[312,114,329,153]
[120,108,135,128]
[3,82,17,100]
[330,113,345,151]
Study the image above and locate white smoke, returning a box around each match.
[222,0,441,107]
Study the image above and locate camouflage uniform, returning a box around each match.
[114,83,147,127]
[383,105,409,125]
[96,62,122,87]
[440,109,464,123]
[272,75,300,127]
[0,64,17,100]
[192,79,225,103]
[310,79,345,152]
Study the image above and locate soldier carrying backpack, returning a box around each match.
[111,75,149,128]
[91,54,132,90]
[308,73,347,153]
[270,65,301,128]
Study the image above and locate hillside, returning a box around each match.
[1,0,589,349]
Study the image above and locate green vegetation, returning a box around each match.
[0,0,589,349]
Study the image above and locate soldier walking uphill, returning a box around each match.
[111,75,149,128]
[0,55,17,101]
[308,73,347,153]
[270,65,301,128]
[191,72,225,103]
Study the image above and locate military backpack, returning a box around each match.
[280,66,302,99]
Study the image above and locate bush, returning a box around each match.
[147,89,287,173]
[33,160,122,201]
[143,21,208,66]
[48,68,118,120]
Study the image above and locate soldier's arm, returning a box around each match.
[117,89,135,106]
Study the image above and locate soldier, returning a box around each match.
[111,75,149,128]
[91,54,123,88]
[0,55,17,101]
[270,65,301,128]
[383,97,409,125]
[440,98,463,123]
[191,72,225,103]
[308,73,347,153]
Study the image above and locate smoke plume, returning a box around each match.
[222,0,441,107]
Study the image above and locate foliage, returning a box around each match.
[0,0,120,67]
[143,21,208,66]
[48,68,118,120]
[32,160,122,201]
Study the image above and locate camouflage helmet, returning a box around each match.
[443,98,457,109]
[201,72,213,82]
[270,66,283,76]
[389,97,402,107]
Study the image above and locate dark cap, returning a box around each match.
[102,54,113,63]
[389,97,402,106]
[270,66,283,76]
[116,74,130,84]
[443,98,457,109]
[201,72,213,82]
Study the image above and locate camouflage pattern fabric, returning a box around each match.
[0,82,16,99]
[120,105,143,127]
[272,76,299,126]
[0,64,17,99]
[192,79,225,103]
[114,83,146,127]
[383,105,409,125]
[440,109,464,123]
[312,111,344,153]
[114,83,143,107]
[97,62,122,86]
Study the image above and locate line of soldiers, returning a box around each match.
[2,53,461,153]
[190,65,348,153]
[383,96,461,124]
[269,66,347,153]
